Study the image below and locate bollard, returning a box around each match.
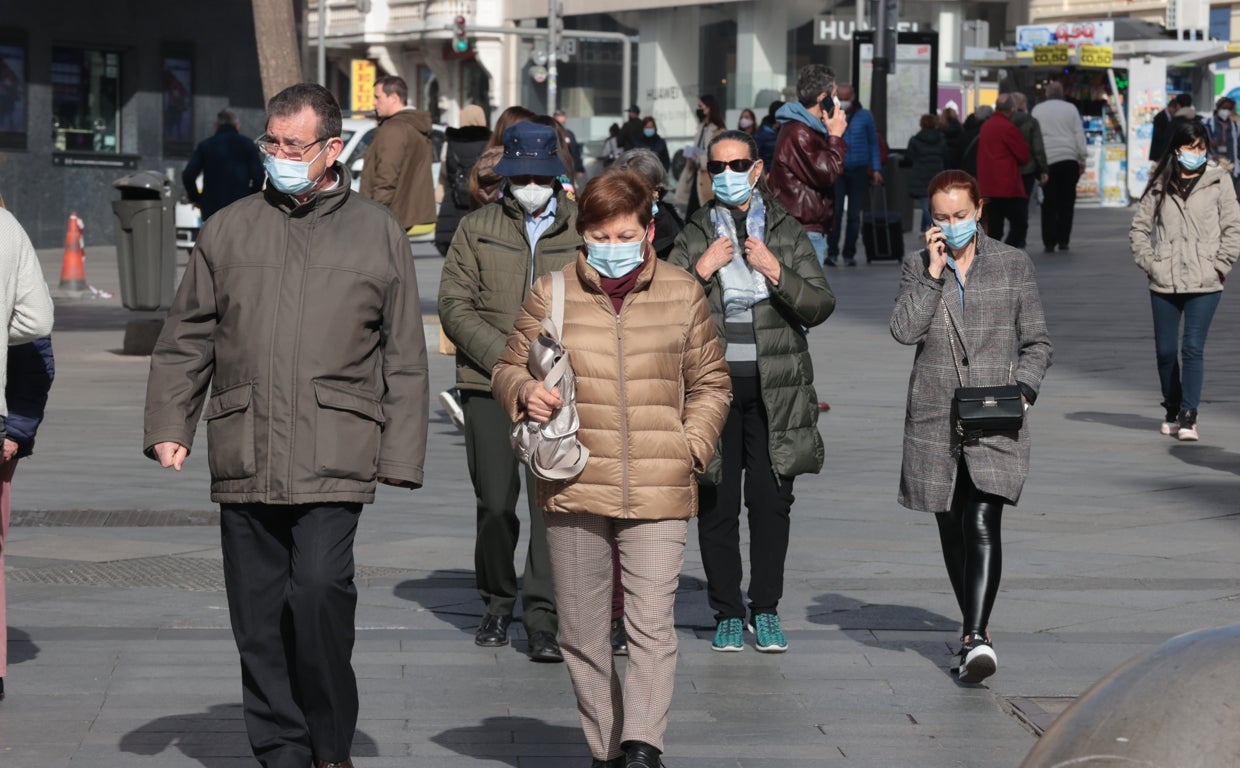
[1021,624,1240,767]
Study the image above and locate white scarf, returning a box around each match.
[710,195,770,314]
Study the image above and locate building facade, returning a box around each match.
[0,0,269,247]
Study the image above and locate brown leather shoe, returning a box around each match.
[317,760,353,768]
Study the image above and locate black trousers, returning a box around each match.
[462,390,557,633]
[934,461,1005,638]
[697,375,796,622]
[986,196,1028,249]
[220,502,361,768]
[1041,160,1081,249]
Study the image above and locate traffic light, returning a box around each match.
[453,16,469,54]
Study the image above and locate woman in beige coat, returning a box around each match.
[1129,120,1240,441]
[676,94,725,216]
[493,169,731,768]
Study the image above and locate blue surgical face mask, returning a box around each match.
[711,169,755,206]
[651,201,659,217]
[263,142,329,195]
[586,238,646,278]
[940,216,978,250]
[643,127,655,138]
[1179,148,1207,171]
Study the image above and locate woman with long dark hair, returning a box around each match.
[676,95,726,216]
[891,169,1052,684]
[669,130,835,655]
[1129,120,1240,440]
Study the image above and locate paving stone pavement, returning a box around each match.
[2,204,1238,767]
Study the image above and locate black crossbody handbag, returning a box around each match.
[944,304,1024,438]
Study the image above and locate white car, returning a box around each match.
[175,116,444,250]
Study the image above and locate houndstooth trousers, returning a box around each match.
[544,510,687,759]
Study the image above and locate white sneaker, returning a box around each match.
[1160,421,1178,436]
[438,390,466,432]
[1177,424,1199,441]
[955,635,997,684]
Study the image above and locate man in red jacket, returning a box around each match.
[769,64,848,265]
[977,94,1032,247]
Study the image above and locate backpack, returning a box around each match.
[447,145,473,209]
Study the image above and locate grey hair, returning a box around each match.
[614,148,668,190]
[994,94,1014,113]
[1010,92,1028,110]
[1045,81,1065,100]
[974,105,994,121]
[795,64,835,106]
[267,83,342,139]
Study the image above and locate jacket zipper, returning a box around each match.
[614,302,630,518]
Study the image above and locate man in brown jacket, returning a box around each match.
[359,75,436,234]
[144,83,429,768]
[768,64,848,265]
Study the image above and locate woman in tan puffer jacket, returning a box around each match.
[1130,120,1240,441]
[492,169,730,768]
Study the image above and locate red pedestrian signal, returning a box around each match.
[453,15,470,54]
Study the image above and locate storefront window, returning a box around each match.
[51,47,121,153]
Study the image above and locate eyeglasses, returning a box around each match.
[706,158,756,175]
[256,136,328,161]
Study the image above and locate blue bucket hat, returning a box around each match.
[493,122,568,178]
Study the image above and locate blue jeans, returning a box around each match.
[827,166,870,261]
[805,230,827,265]
[1150,290,1222,413]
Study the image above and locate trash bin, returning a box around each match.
[112,170,176,311]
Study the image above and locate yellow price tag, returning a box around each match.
[1034,46,1070,67]
[351,60,376,113]
[1080,45,1113,67]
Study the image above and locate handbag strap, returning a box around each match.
[537,270,570,392]
[943,301,965,388]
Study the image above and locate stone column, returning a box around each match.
[734,1,788,114]
[638,6,701,143]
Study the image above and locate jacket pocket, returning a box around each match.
[203,381,257,481]
[313,379,385,481]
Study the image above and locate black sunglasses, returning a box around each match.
[706,158,756,175]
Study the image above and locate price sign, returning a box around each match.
[1033,45,1070,66]
[1080,45,1113,67]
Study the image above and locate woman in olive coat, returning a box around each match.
[669,130,835,655]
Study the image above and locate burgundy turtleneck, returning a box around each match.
[597,253,652,312]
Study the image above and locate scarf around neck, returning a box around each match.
[710,195,770,314]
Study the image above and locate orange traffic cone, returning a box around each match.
[58,213,86,297]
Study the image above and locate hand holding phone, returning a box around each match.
[925,225,948,279]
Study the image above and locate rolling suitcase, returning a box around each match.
[861,186,904,262]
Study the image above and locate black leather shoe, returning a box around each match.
[590,758,624,767]
[528,630,564,662]
[623,740,664,768]
[610,618,629,656]
[475,614,512,647]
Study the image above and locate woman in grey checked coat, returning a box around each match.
[890,169,1052,685]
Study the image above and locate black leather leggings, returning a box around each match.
[935,460,1005,638]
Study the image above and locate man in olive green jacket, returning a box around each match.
[144,84,428,768]
[438,122,581,660]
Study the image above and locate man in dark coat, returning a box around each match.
[1149,97,1178,163]
[182,108,264,220]
[617,103,644,151]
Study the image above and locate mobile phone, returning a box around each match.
[821,94,837,119]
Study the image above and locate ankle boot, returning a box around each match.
[623,740,664,768]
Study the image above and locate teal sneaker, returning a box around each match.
[711,618,744,652]
[751,613,788,653]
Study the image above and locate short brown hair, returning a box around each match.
[926,169,981,208]
[919,113,937,130]
[576,168,654,235]
[376,75,408,103]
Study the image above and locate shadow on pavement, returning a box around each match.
[807,592,958,675]
[1169,443,1240,476]
[431,716,586,766]
[394,569,485,635]
[1064,410,1156,432]
[7,626,39,665]
[119,703,378,764]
